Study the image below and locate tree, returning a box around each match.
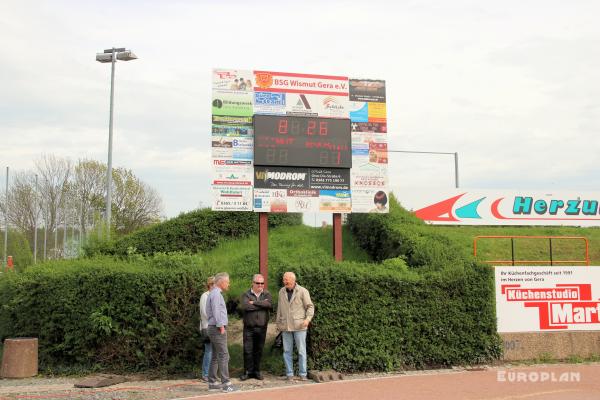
[111,167,163,234]
[3,171,38,237]
[72,159,106,237]
[35,154,71,235]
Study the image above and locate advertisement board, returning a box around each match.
[211,68,388,213]
[397,189,600,226]
[495,266,600,332]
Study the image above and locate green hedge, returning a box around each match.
[86,208,302,257]
[347,194,469,271]
[296,261,501,371]
[0,256,210,372]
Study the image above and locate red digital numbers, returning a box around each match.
[278,119,288,134]
[277,118,328,136]
[319,121,328,136]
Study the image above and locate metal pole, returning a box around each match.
[511,238,515,266]
[3,167,8,269]
[259,213,269,289]
[105,48,116,239]
[54,209,59,259]
[63,208,67,258]
[33,174,38,264]
[388,150,459,188]
[454,152,459,188]
[43,215,47,261]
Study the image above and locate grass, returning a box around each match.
[199,224,371,302]
[428,225,600,265]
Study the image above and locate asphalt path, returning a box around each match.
[175,364,600,400]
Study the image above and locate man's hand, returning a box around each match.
[249,300,254,305]
[220,326,225,335]
[302,320,310,328]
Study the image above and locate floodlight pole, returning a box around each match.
[97,47,137,239]
[33,174,38,264]
[3,167,8,269]
[105,48,116,239]
[388,150,460,188]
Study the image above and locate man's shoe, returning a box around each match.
[208,383,222,391]
[285,375,294,381]
[222,384,239,392]
[254,372,264,380]
[239,374,250,381]
[201,376,209,383]
[299,375,308,381]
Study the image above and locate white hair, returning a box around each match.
[214,272,229,285]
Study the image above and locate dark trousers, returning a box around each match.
[243,325,267,375]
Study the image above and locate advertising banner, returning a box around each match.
[319,190,352,212]
[211,137,253,160]
[351,121,387,134]
[212,69,254,91]
[212,185,253,211]
[254,71,349,96]
[495,266,600,332]
[349,79,386,103]
[253,92,287,115]
[212,115,254,137]
[397,189,600,226]
[212,90,253,116]
[253,188,321,213]
[212,164,253,186]
[351,188,390,213]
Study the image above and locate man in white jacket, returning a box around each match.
[276,272,314,381]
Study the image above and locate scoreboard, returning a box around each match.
[253,115,351,168]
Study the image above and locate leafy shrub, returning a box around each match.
[347,194,470,270]
[296,261,501,371]
[0,256,211,372]
[85,208,302,257]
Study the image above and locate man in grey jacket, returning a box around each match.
[206,272,238,392]
[276,271,314,380]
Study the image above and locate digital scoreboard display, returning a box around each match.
[254,115,352,168]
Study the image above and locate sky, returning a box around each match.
[1,0,599,223]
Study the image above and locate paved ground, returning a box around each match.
[0,363,598,400]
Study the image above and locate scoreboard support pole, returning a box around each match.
[333,213,343,261]
[259,212,269,289]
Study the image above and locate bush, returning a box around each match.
[296,261,501,371]
[0,256,212,372]
[85,208,302,257]
[347,194,470,271]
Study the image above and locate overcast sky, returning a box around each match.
[2,0,599,221]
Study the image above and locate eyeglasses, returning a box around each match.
[253,282,265,285]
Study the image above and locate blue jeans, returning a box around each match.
[202,341,212,378]
[282,330,307,377]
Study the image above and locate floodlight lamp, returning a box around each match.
[116,51,137,61]
[96,53,113,63]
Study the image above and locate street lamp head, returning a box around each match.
[95,48,137,63]
[95,53,113,63]
[116,50,137,61]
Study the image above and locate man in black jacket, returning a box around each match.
[239,274,272,380]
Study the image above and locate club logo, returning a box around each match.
[255,72,273,89]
